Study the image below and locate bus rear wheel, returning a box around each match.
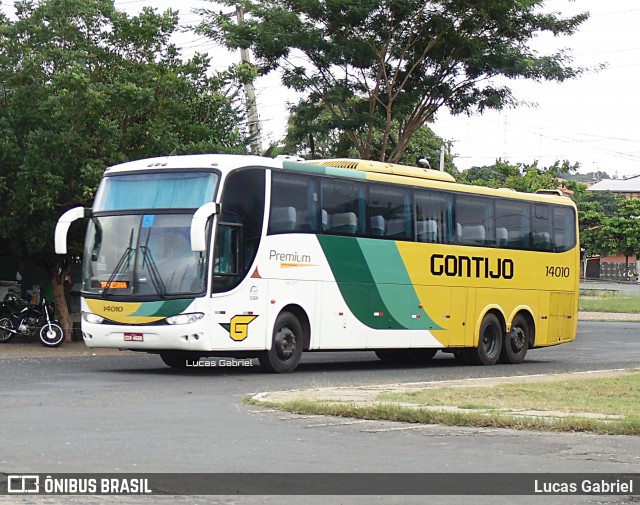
[375,349,437,363]
[466,313,503,366]
[259,311,303,373]
[500,314,529,364]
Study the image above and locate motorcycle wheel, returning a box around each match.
[39,322,64,347]
[0,317,15,343]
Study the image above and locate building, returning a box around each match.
[588,175,640,199]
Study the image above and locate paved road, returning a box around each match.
[0,321,639,504]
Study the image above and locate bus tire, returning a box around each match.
[375,349,437,363]
[259,311,303,373]
[500,314,529,364]
[160,351,199,369]
[466,313,503,366]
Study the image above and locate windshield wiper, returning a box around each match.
[102,228,135,298]
[139,228,167,299]
[139,245,167,299]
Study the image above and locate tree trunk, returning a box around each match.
[48,263,72,343]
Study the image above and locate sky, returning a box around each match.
[4,0,640,178]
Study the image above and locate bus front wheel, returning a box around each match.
[466,313,503,366]
[500,314,529,364]
[259,311,303,373]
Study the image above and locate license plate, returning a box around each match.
[124,333,144,342]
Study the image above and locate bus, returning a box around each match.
[55,154,579,372]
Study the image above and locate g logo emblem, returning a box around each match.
[229,315,258,342]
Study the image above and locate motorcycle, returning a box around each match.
[0,297,64,347]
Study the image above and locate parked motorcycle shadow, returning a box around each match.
[0,296,64,347]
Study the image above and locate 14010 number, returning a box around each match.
[546,266,570,278]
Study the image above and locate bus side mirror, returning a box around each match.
[55,207,90,254]
[190,202,220,252]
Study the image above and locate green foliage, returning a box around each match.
[599,198,640,260]
[197,0,588,162]
[0,0,250,262]
[572,189,640,262]
[572,188,623,257]
[0,0,252,335]
[459,159,577,193]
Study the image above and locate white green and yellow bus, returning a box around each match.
[55,154,579,372]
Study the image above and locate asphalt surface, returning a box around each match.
[1,323,640,505]
[0,289,638,504]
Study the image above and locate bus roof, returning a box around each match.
[102,154,575,208]
[305,158,456,183]
[103,154,284,175]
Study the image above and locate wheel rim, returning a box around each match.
[274,326,296,361]
[481,323,500,356]
[41,325,62,343]
[0,319,13,341]
[510,325,526,353]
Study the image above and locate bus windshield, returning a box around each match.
[83,213,208,298]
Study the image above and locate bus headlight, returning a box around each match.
[166,313,205,325]
[82,312,104,324]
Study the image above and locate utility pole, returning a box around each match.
[236,6,262,154]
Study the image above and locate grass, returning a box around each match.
[578,290,640,313]
[379,375,640,416]
[249,373,640,435]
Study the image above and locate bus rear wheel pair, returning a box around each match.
[455,313,529,366]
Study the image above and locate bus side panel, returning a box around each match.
[464,288,477,347]
[548,291,577,345]
[317,280,368,349]
[442,286,467,347]
[209,278,270,351]
[316,235,446,349]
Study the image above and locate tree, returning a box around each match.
[280,105,458,173]
[0,0,251,340]
[597,199,640,279]
[570,185,622,258]
[196,0,588,162]
[459,159,578,193]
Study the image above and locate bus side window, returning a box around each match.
[532,204,553,251]
[269,172,318,233]
[495,200,531,250]
[455,194,495,246]
[414,190,452,244]
[553,206,576,252]
[213,224,240,276]
[321,178,366,236]
[369,185,413,240]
